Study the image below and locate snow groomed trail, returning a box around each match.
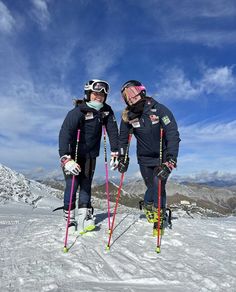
[0,203,235,292]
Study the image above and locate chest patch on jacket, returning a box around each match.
[149,114,159,124]
[129,118,141,128]
[85,112,94,120]
[162,115,171,125]
[103,111,109,117]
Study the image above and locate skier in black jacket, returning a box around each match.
[118,80,180,233]
[59,79,119,234]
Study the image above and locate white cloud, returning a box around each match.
[31,0,50,29]
[201,66,236,94]
[156,67,200,100]
[180,120,236,143]
[0,1,15,33]
[136,0,236,47]
[0,8,126,175]
[165,29,236,47]
[0,136,58,174]
[174,170,236,184]
[157,65,236,100]
[141,0,236,19]
[177,120,236,175]
[0,27,74,173]
[174,0,236,18]
[83,40,124,77]
[177,153,236,176]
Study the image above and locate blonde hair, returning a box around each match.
[122,108,129,123]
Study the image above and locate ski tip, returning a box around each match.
[155,246,161,253]
[105,245,110,251]
[63,246,69,253]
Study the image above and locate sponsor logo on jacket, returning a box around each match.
[149,114,159,124]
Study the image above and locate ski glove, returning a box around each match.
[110,152,119,171]
[60,155,81,176]
[118,155,129,173]
[154,159,176,180]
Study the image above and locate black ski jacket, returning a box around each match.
[59,101,119,159]
[119,97,180,166]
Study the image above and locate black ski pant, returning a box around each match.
[63,157,96,210]
[139,164,167,209]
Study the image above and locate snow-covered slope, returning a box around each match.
[0,164,236,291]
[0,203,235,292]
[0,164,63,208]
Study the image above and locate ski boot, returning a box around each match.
[84,207,96,232]
[64,208,77,234]
[143,203,158,223]
[77,207,95,234]
[153,219,165,236]
[153,208,165,237]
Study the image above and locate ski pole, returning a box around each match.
[103,126,111,233]
[106,133,132,250]
[156,127,163,253]
[63,129,80,253]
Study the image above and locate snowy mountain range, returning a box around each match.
[172,172,236,189]
[1,163,235,216]
[125,179,236,215]
[92,179,236,216]
[27,168,236,188]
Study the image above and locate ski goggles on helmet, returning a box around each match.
[86,81,109,94]
[121,86,145,100]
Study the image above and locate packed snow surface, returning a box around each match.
[0,202,235,292]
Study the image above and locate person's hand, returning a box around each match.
[60,155,81,175]
[154,159,176,180]
[118,155,129,173]
[110,152,119,171]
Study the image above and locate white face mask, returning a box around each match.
[86,100,103,111]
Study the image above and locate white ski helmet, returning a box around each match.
[84,79,110,101]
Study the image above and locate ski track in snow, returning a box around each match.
[0,203,236,292]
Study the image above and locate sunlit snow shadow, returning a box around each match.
[95,211,109,224]
[110,214,140,248]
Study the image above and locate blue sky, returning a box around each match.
[0,0,236,181]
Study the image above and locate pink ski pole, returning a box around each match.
[156,128,163,253]
[106,133,132,250]
[103,126,111,232]
[63,129,80,253]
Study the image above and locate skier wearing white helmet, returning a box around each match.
[59,79,119,234]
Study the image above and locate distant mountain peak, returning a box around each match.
[0,164,63,207]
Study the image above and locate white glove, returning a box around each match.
[60,155,81,176]
[110,152,119,171]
